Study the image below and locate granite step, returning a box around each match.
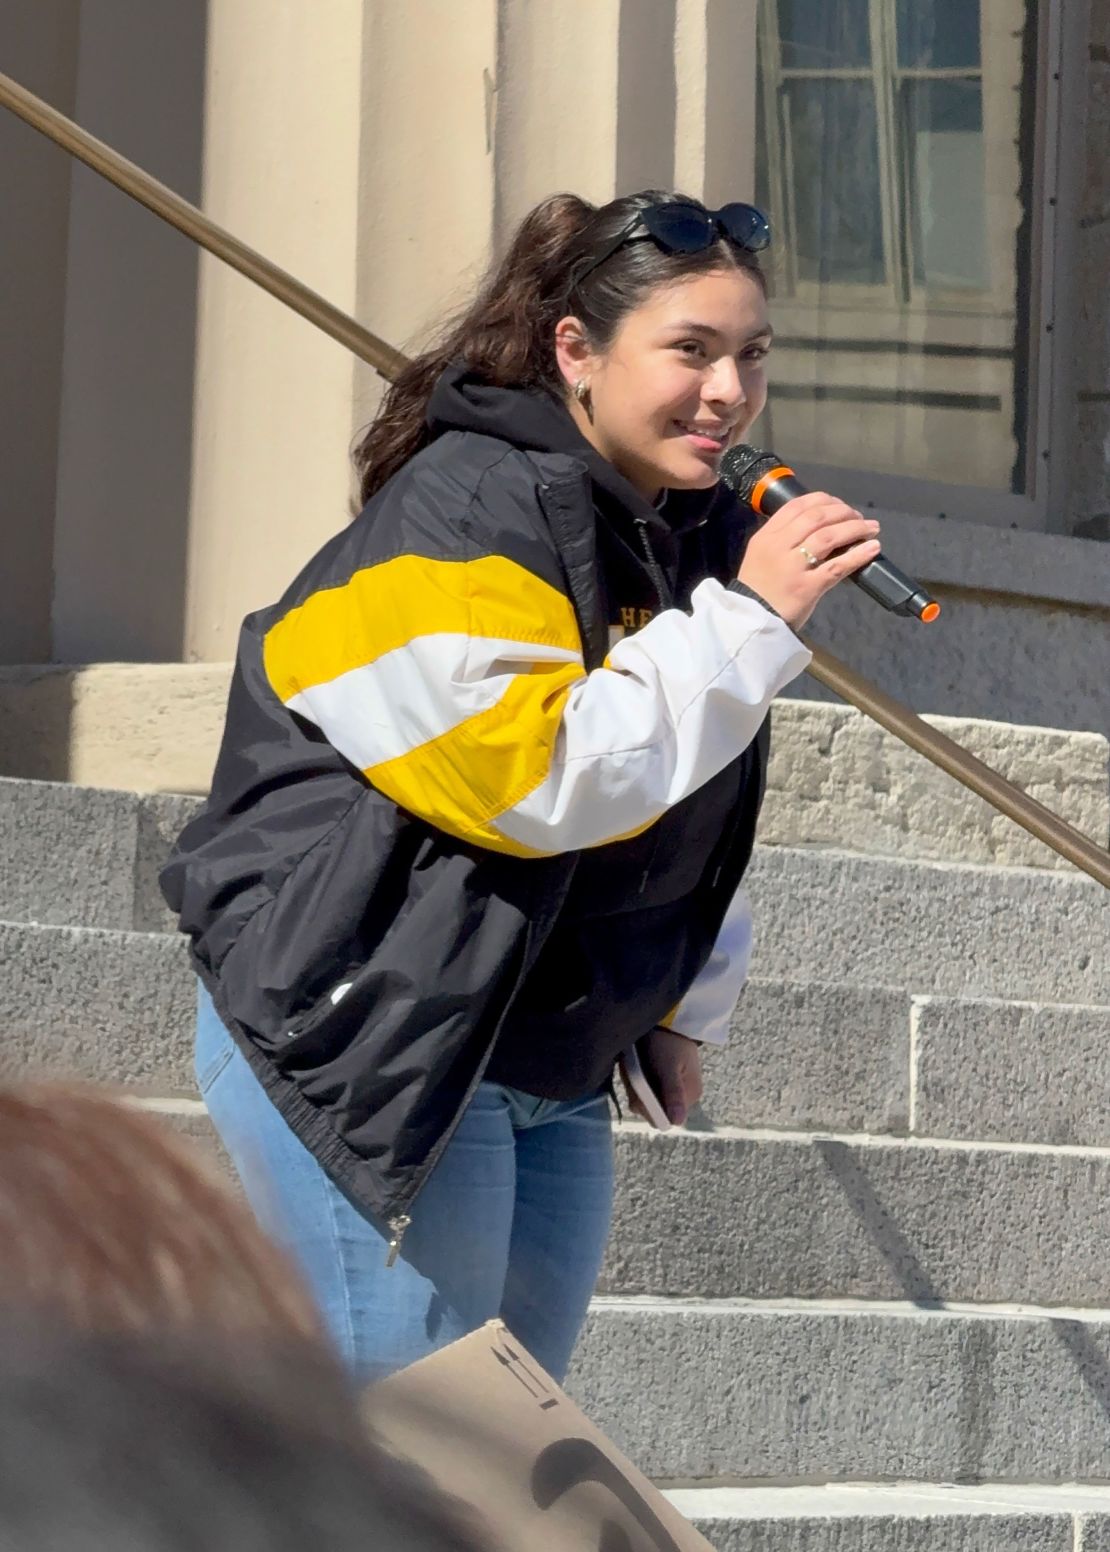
[1,701,1104,931]
[602,1123,1110,1307]
[2,915,1105,1143]
[702,980,1110,1148]
[2,817,1107,1001]
[743,847,1108,1004]
[662,1483,1110,1552]
[568,1296,1110,1483]
[0,776,198,934]
[160,1097,1110,1312]
[760,700,1108,874]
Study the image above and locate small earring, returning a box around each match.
[573,378,593,421]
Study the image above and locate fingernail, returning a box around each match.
[667,1104,687,1125]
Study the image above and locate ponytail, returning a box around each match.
[353,194,594,506]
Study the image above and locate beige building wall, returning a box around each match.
[3,0,750,669]
[0,0,1105,789]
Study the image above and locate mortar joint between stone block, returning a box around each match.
[908,1000,921,1135]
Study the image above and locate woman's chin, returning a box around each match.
[659,459,720,491]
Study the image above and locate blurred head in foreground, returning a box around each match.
[0,1324,485,1552]
[0,1083,485,1549]
[0,1082,320,1340]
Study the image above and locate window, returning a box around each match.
[755,0,1059,523]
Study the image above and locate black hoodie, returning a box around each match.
[427,363,749,623]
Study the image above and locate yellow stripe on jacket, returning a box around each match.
[263,552,587,856]
[263,553,580,703]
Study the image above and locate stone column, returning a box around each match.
[0,1,79,662]
[182,2,366,662]
[351,0,499,437]
[492,0,624,242]
[49,0,766,668]
[350,0,686,430]
[51,0,208,662]
[675,0,759,205]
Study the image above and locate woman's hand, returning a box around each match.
[737,492,881,631]
[627,1028,704,1127]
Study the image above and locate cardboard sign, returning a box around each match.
[365,1320,714,1552]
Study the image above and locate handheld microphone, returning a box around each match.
[720,444,940,623]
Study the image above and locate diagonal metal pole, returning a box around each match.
[0,70,407,383]
[803,644,1110,885]
[1,68,1107,889]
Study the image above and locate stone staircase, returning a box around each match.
[2,697,1109,1551]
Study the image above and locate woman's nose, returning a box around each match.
[707,358,745,411]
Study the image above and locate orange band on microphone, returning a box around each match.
[750,466,795,514]
[921,602,941,623]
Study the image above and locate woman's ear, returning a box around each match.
[554,316,595,395]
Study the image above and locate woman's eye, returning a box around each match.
[676,340,706,358]
[742,345,770,362]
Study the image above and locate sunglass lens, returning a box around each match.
[718,202,772,251]
[645,203,716,252]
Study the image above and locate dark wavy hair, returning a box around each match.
[352,189,766,506]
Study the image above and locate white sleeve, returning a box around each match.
[662,884,753,1045]
[492,580,809,854]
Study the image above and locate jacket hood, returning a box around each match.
[426,363,727,543]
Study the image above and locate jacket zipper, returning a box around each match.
[634,516,672,612]
[385,1213,412,1267]
[379,868,583,1269]
[632,515,672,895]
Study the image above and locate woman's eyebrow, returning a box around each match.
[669,320,776,343]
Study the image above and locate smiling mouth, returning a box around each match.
[675,421,731,448]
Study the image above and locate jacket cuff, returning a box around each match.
[726,577,783,621]
[653,1023,710,1045]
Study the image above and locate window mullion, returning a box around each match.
[757,0,796,294]
[869,0,904,301]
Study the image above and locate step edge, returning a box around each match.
[614,1119,1110,1160]
[587,1293,1110,1323]
[661,1481,1110,1518]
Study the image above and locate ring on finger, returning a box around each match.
[798,543,820,569]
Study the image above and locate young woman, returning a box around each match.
[162,190,881,1383]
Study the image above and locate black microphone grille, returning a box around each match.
[719,443,782,506]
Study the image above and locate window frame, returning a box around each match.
[753,0,1084,533]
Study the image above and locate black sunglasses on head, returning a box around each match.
[572,200,771,291]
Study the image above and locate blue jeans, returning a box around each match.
[195,984,614,1383]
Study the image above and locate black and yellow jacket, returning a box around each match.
[161,367,810,1241]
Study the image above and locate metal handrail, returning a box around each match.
[0,72,406,385]
[2,68,1107,890]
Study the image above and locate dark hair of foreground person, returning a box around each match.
[0,1323,486,1552]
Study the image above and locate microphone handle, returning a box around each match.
[852,554,939,620]
[754,473,938,622]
